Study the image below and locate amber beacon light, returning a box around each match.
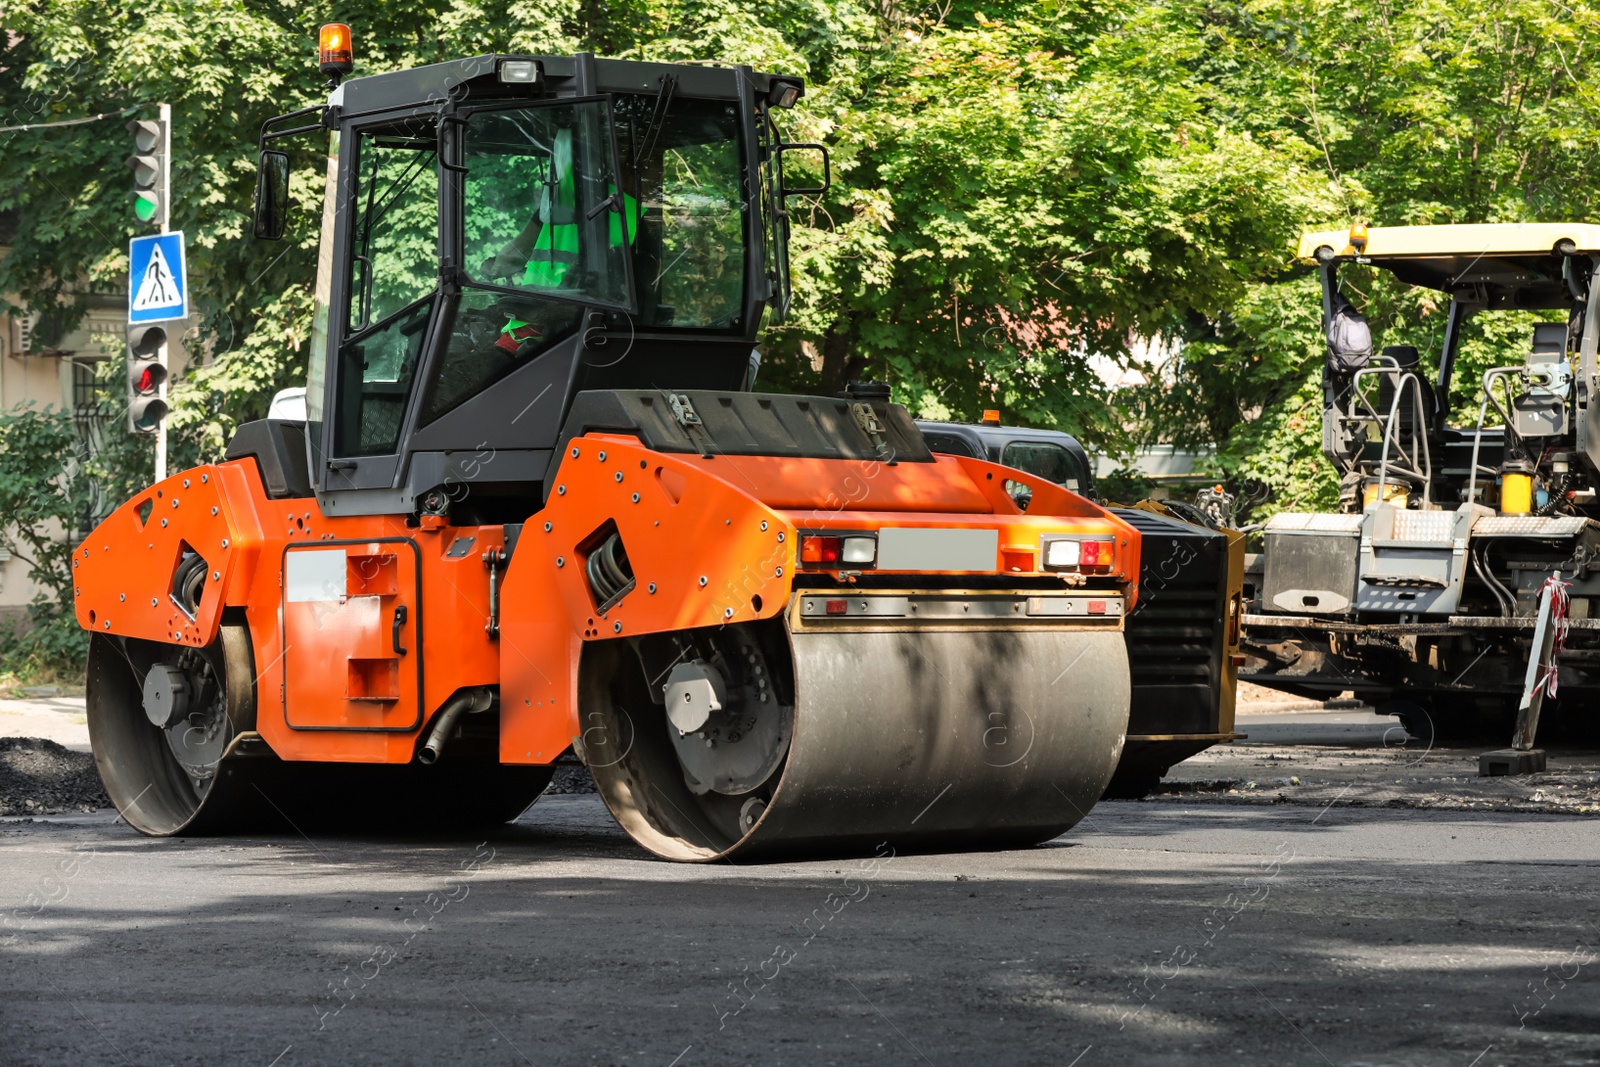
[319,23,354,81]
[1348,219,1369,254]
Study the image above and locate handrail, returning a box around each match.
[1374,371,1434,505]
[1345,360,1433,504]
[1464,366,1525,508]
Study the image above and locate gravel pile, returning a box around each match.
[543,763,597,794]
[1149,744,1600,815]
[0,737,109,816]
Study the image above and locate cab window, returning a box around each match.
[613,94,746,329]
[334,114,438,457]
[419,99,631,427]
[921,432,980,459]
[1001,441,1082,487]
[463,99,634,309]
[346,116,438,334]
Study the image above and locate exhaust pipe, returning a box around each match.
[418,688,494,764]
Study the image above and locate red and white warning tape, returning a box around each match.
[1534,576,1571,699]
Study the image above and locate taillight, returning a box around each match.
[1042,536,1114,573]
[841,536,876,564]
[799,533,877,568]
[800,535,842,565]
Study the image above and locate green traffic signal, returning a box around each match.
[126,118,165,229]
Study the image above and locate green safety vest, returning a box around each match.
[520,190,639,289]
[502,190,639,340]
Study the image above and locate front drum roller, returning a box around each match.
[87,626,551,835]
[582,618,1130,861]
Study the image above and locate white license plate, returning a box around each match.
[875,527,998,572]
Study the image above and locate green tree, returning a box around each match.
[0,406,126,675]
[10,0,1586,676]
[750,5,1328,451]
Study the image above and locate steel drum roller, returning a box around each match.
[584,620,1129,861]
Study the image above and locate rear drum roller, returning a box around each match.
[88,627,552,835]
[87,624,256,835]
[582,617,1131,861]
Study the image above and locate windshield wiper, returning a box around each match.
[635,72,677,165]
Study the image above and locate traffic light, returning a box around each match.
[125,118,167,228]
[127,324,168,434]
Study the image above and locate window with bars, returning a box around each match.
[71,360,117,422]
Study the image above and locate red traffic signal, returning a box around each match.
[133,363,165,394]
[127,323,168,434]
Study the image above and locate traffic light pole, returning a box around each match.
[155,101,170,482]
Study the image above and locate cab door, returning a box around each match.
[320,108,441,493]
[282,540,421,732]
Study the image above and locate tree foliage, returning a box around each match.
[3,0,1600,669]
[0,405,118,674]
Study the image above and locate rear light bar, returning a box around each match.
[799,533,877,568]
[798,592,1125,619]
[1041,535,1115,573]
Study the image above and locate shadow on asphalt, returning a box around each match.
[3,798,1597,1067]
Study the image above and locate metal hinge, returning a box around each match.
[669,393,702,428]
[850,402,897,465]
[668,393,714,458]
[483,548,507,638]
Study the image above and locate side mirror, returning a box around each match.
[253,150,291,240]
[776,142,830,198]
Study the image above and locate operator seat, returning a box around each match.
[1375,344,1436,457]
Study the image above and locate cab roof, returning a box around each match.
[1297,223,1600,310]
[1297,222,1600,264]
[337,54,792,119]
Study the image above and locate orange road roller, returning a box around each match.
[73,41,1143,860]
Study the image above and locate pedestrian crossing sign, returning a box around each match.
[128,232,188,324]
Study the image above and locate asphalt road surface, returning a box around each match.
[4,790,1598,1066]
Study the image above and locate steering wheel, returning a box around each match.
[479,255,523,284]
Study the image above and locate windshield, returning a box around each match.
[463,98,635,309]
[412,94,753,428]
[1002,440,1087,488]
[613,92,747,330]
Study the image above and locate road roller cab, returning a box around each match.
[73,39,1145,859]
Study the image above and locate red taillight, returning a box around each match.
[800,535,842,565]
[825,599,848,615]
[1080,540,1113,569]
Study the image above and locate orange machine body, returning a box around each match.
[74,435,1140,768]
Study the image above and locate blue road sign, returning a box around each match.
[128,232,187,324]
